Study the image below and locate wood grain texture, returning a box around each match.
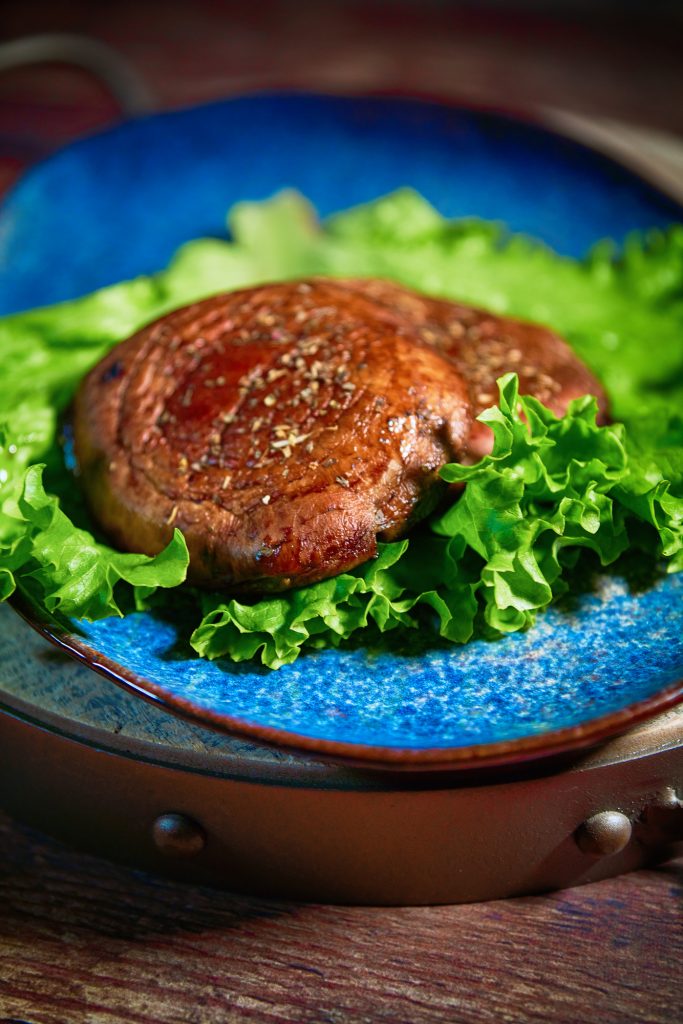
[0,812,680,1024]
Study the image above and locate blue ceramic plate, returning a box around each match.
[2,93,683,769]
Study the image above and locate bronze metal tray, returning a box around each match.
[0,605,680,905]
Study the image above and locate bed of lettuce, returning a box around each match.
[0,189,682,667]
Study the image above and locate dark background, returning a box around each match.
[1,0,682,194]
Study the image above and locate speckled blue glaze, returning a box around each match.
[1,93,682,754]
[0,93,681,314]
[73,574,683,749]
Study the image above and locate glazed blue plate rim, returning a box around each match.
[2,89,683,312]
[11,593,683,770]
[3,90,683,769]
[4,89,682,219]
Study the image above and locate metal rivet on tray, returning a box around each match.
[152,812,206,857]
[636,786,683,847]
[575,810,632,857]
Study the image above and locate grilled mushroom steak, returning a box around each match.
[73,279,471,591]
[341,279,609,459]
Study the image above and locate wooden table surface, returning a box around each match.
[1,4,682,1022]
[0,812,681,1024]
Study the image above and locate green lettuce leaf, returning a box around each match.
[1,464,188,617]
[435,374,681,632]
[0,189,682,666]
[189,535,479,669]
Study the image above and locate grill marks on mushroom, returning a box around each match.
[72,280,472,591]
[73,278,607,591]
